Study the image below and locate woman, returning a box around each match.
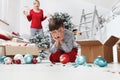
[24,0,49,37]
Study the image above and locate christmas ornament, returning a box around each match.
[75,55,86,65]
[94,56,107,67]
[14,54,24,64]
[24,54,33,64]
[4,57,12,64]
[32,58,37,64]
[14,54,23,60]
[12,59,15,63]
[15,59,21,64]
[60,54,69,64]
[0,56,7,63]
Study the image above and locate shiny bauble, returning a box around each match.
[32,58,37,64]
[75,55,86,65]
[15,59,21,64]
[24,54,33,64]
[14,54,23,60]
[0,56,7,63]
[60,54,69,64]
[94,56,107,67]
[4,57,12,64]
[14,54,25,64]
[12,59,15,63]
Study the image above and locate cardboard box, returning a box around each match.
[0,45,5,57]
[5,46,45,56]
[117,49,120,62]
[117,40,120,63]
[77,36,119,63]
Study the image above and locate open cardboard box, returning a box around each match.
[0,45,5,57]
[5,46,46,56]
[117,39,120,63]
[117,49,120,62]
[76,36,119,63]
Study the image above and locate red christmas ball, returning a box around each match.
[60,54,69,64]
[32,58,37,64]
[11,59,14,63]
[15,59,21,64]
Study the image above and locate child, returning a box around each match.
[24,0,48,37]
[48,18,78,63]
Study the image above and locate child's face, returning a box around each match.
[51,27,64,40]
[33,1,40,9]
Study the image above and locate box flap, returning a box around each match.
[104,36,119,46]
[76,40,102,46]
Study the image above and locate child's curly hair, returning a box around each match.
[48,18,64,31]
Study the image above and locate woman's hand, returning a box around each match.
[46,13,52,18]
[23,10,29,16]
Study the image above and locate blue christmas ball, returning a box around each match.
[0,56,7,63]
[94,56,107,67]
[24,54,33,64]
[75,55,86,65]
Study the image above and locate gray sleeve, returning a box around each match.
[61,33,74,53]
[49,45,58,53]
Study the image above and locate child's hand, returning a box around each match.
[59,35,64,45]
[51,33,59,41]
[58,32,64,41]
[51,34,59,48]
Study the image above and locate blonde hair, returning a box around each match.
[34,0,40,4]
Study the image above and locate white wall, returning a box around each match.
[106,15,120,38]
[0,0,20,32]
[0,0,114,39]
[7,0,20,32]
[19,0,110,36]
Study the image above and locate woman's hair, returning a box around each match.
[34,0,40,4]
[48,18,64,31]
